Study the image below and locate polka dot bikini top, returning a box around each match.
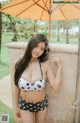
[18,61,45,91]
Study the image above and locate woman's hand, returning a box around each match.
[46,57,62,91]
[52,57,62,68]
[15,106,21,118]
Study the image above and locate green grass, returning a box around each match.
[51,38,78,44]
[0,32,30,78]
[1,32,28,64]
[0,63,10,79]
[0,101,14,123]
[0,33,14,123]
[0,33,12,78]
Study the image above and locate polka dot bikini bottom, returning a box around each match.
[19,96,48,112]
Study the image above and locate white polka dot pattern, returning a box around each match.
[18,78,45,91]
[19,96,48,112]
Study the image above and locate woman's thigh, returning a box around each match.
[35,108,48,123]
[20,109,35,123]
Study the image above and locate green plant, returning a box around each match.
[0,101,14,123]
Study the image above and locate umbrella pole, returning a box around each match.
[48,15,51,42]
[73,20,80,123]
[48,0,51,42]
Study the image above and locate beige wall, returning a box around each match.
[6,42,78,123]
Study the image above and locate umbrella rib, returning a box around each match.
[42,0,49,10]
[59,4,80,10]
[72,4,80,9]
[52,4,68,20]
[58,4,80,19]
[59,7,68,20]
[16,0,43,17]
[52,4,64,12]
[1,0,30,10]
[33,0,48,12]
[40,0,48,20]
[53,4,80,20]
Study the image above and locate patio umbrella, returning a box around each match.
[0,0,80,20]
[0,0,80,40]
[0,1,80,122]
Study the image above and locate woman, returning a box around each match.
[14,34,62,123]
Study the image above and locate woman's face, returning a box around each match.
[31,42,45,59]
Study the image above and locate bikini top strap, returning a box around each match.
[39,61,43,79]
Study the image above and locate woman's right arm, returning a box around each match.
[14,85,20,107]
[14,85,21,118]
[13,61,20,108]
[13,61,21,117]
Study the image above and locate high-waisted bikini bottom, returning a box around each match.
[19,96,48,112]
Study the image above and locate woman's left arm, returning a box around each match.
[46,57,62,91]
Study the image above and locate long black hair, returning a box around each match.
[14,34,49,86]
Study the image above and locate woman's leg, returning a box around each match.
[35,108,48,123]
[20,109,35,123]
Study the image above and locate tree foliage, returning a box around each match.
[0,2,2,62]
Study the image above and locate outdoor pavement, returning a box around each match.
[0,74,12,108]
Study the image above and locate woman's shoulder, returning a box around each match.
[41,60,50,68]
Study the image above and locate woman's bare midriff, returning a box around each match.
[20,89,46,103]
